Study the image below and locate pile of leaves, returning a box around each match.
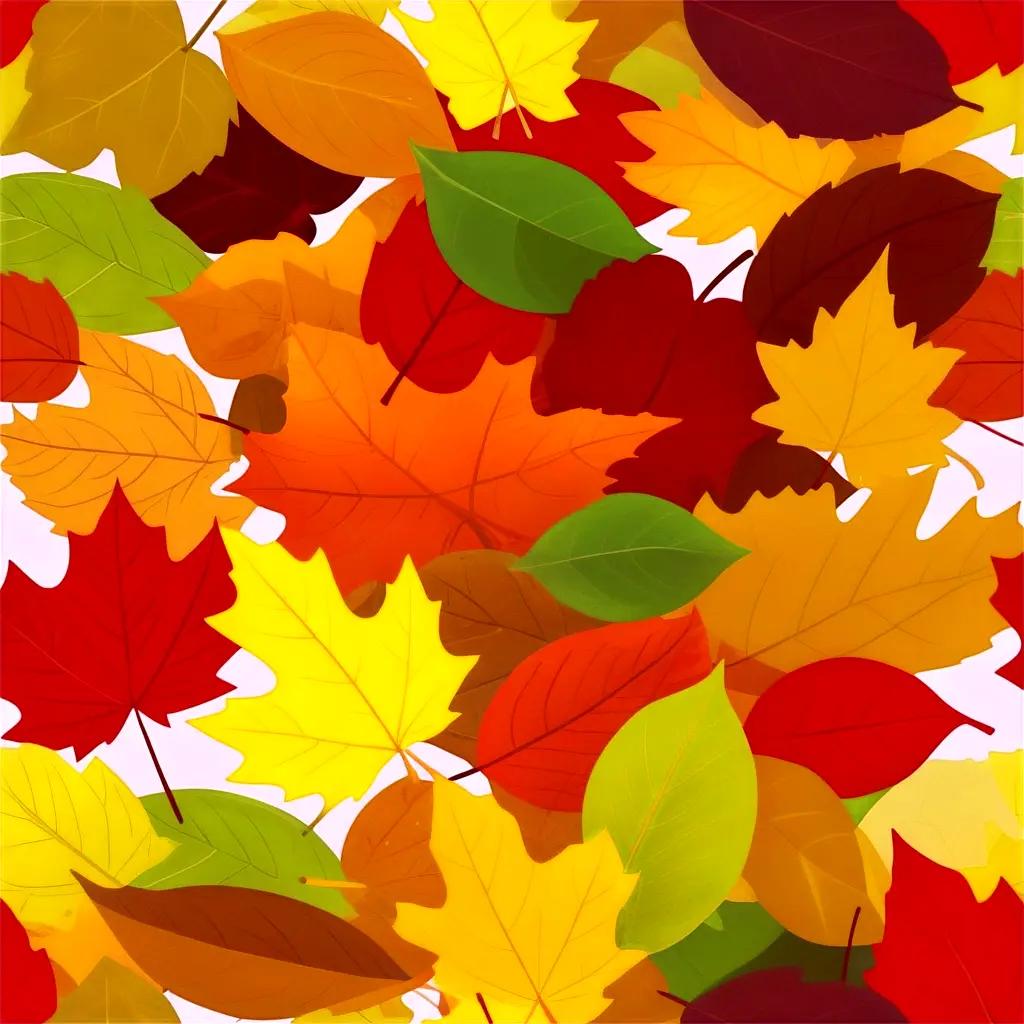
[1,1,1022,1022]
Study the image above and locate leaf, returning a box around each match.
[360,200,545,398]
[222,0,392,34]
[609,27,701,111]
[2,331,254,559]
[0,0,44,68]
[491,785,583,863]
[928,270,1022,420]
[218,12,453,177]
[0,745,174,930]
[78,876,423,1020]
[583,665,757,952]
[694,470,1022,686]
[754,248,961,486]
[991,555,1023,686]
[0,271,79,402]
[570,0,680,80]
[341,777,443,922]
[152,108,362,254]
[0,173,210,333]
[860,751,1023,902]
[229,374,288,435]
[0,43,31,143]
[653,902,783,1002]
[51,959,179,1024]
[621,89,853,244]
[475,611,711,811]
[413,145,657,314]
[683,0,965,140]
[984,177,1024,274]
[744,658,993,797]
[134,790,350,915]
[1,485,235,761]
[2,0,234,196]
[683,968,906,1023]
[745,757,885,946]
[594,958,678,1023]
[516,493,747,622]
[897,0,1023,83]
[193,534,476,810]
[0,901,57,1024]
[398,1,595,131]
[866,836,1023,1022]
[394,781,644,1023]
[739,927,875,987]
[744,166,1000,347]
[298,998,413,1024]
[445,79,675,225]
[236,325,668,591]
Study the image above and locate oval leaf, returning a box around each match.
[413,145,656,314]
[516,493,747,621]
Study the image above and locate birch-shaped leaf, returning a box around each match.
[193,533,477,813]
[582,665,757,952]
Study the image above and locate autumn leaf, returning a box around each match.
[193,533,476,811]
[0,901,57,1024]
[394,781,644,1023]
[990,554,1023,687]
[0,0,44,68]
[983,177,1024,275]
[621,89,853,244]
[754,248,962,486]
[221,0,392,35]
[236,325,669,592]
[2,331,253,559]
[51,959,178,1024]
[3,0,235,196]
[570,0,680,80]
[398,1,596,132]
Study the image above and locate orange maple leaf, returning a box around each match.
[235,326,670,590]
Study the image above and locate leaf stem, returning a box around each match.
[468,0,532,141]
[840,905,862,983]
[183,0,228,52]
[971,419,1024,447]
[697,249,754,302]
[657,990,688,1008]
[198,411,249,434]
[134,709,183,823]
[302,804,331,836]
[299,876,367,890]
[476,993,494,1023]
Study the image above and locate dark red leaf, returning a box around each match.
[867,836,1024,1022]
[151,107,362,254]
[0,0,45,67]
[744,166,999,347]
[1,484,236,759]
[446,79,672,225]
[743,658,995,797]
[990,555,1023,688]
[683,0,965,140]
[0,901,57,1024]
[360,201,545,398]
[898,0,1023,82]
[681,967,906,1022]
[1,272,80,402]
[472,611,711,811]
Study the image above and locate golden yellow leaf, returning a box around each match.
[860,751,1023,901]
[394,781,643,1023]
[221,0,392,34]
[50,958,177,1023]
[622,90,853,243]
[2,332,253,559]
[694,471,1021,679]
[398,1,596,131]
[754,249,962,486]
[744,757,884,946]
[0,44,30,143]
[901,66,1024,170]
[922,150,1009,193]
[193,533,477,811]
[219,12,453,177]
[2,0,235,196]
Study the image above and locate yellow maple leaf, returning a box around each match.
[394,781,643,1023]
[694,470,1021,680]
[621,89,853,243]
[193,532,477,812]
[2,332,253,559]
[2,0,235,196]
[399,1,596,132]
[754,249,962,487]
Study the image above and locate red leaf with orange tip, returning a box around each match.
[0,901,57,1024]
[990,555,1023,688]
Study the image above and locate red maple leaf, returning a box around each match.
[990,554,1023,688]
[1,485,236,821]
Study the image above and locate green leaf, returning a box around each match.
[982,177,1023,275]
[653,902,783,1000]
[51,959,179,1023]
[0,173,209,332]
[610,47,700,110]
[515,493,747,622]
[739,928,874,987]
[843,788,889,825]
[412,146,656,314]
[582,664,757,952]
[133,789,350,915]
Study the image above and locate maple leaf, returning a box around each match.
[621,89,853,244]
[394,781,644,1023]
[193,532,477,813]
[235,324,668,592]
[754,248,962,487]
[398,1,595,133]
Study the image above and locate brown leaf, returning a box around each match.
[491,785,582,862]
[229,374,288,436]
[595,958,678,1023]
